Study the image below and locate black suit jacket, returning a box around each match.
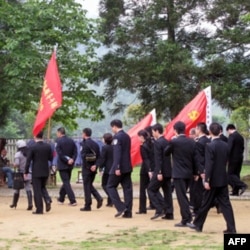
[220,134,228,143]
[81,138,100,174]
[228,131,244,163]
[205,138,228,187]
[195,135,211,174]
[96,144,113,174]
[25,141,53,178]
[56,136,77,171]
[165,134,197,179]
[110,130,132,174]
[140,141,154,175]
[154,136,172,178]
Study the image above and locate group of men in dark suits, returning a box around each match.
[138,121,245,234]
[24,119,246,234]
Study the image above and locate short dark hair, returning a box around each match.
[57,127,66,135]
[197,122,208,134]
[103,133,113,145]
[137,129,150,140]
[173,121,185,134]
[152,123,163,134]
[144,126,153,137]
[83,128,92,137]
[209,122,221,136]
[36,131,44,139]
[110,119,123,128]
[226,124,236,131]
[219,125,223,132]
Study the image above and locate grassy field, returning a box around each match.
[0,228,223,250]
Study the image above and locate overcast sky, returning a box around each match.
[77,0,99,18]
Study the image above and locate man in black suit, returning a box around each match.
[192,122,211,215]
[80,128,103,211]
[147,123,173,220]
[25,131,53,214]
[56,127,77,206]
[188,123,236,233]
[96,133,114,207]
[165,121,197,227]
[219,125,228,143]
[107,119,133,218]
[226,124,247,196]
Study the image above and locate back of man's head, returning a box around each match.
[36,131,44,139]
[209,123,221,136]
[173,121,186,135]
[110,119,123,129]
[152,123,163,134]
[83,128,92,137]
[226,124,236,131]
[57,127,66,135]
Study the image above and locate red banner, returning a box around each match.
[128,109,156,167]
[33,52,62,136]
[164,86,211,140]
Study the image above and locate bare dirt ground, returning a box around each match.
[1,191,250,249]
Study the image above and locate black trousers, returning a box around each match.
[138,174,150,213]
[193,186,236,232]
[59,169,76,204]
[191,177,204,213]
[102,173,112,205]
[174,178,192,224]
[228,160,246,194]
[107,173,133,214]
[32,176,48,213]
[148,175,173,215]
[82,172,102,208]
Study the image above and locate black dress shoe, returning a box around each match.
[161,214,174,220]
[230,192,239,196]
[187,223,202,232]
[150,212,164,220]
[135,211,147,214]
[46,202,51,212]
[115,208,127,217]
[106,203,113,207]
[239,185,248,195]
[32,211,43,214]
[174,222,188,227]
[122,214,132,218]
[80,207,91,211]
[97,199,103,209]
[146,206,155,210]
[223,229,236,234]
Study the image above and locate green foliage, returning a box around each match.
[230,105,250,139]
[96,0,250,120]
[0,0,104,130]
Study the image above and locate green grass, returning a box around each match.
[0,228,223,249]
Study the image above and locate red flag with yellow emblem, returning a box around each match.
[32,51,62,136]
[164,86,211,140]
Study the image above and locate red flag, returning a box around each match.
[164,86,212,140]
[33,52,62,136]
[128,109,156,167]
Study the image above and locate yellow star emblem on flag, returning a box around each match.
[188,110,200,121]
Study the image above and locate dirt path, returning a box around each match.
[1,196,249,248]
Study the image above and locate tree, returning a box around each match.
[230,104,250,160]
[96,0,250,120]
[0,0,104,130]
